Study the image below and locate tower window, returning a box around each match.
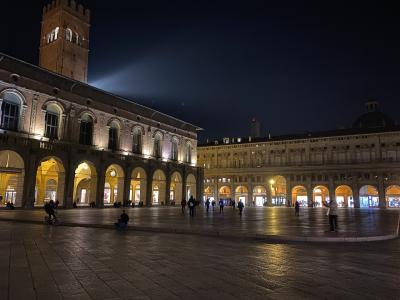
[79,114,93,146]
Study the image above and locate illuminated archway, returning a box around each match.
[292,185,307,207]
[312,185,329,207]
[219,186,231,200]
[253,186,267,207]
[152,169,166,205]
[35,157,65,206]
[235,185,248,206]
[204,186,214,202]
[104,164,124,206]
[0,150,24,207]
[73,161,97,206]
[359,185,379,208]
[186,174,197,200]
[335,185,353,208]
[386,185,400,208]
[270,175,287,206]
[170,172,182,204]
[130,167,147,205]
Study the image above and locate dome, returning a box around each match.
[352,101,395,129]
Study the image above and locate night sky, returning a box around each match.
[2,0,400,141]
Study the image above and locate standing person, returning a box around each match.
[211,199,216,211]
[232,199,236,210]
[295,200,300,216]
[181,198,186,214]
[238,199,244,216]
[205,198,211,213]
[188,196,196,217]
[325,199,338,232]
[219,199,224,214]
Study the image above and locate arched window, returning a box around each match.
[54,27,59,40]
[171,139,178,161]
[108,121,119,151]
[45,103,61,139]
[66,28,73,42]
[153,134,162,158]
[79,113,93,145]
[132,127,142,154]
[185,142,192,163]
[0,91,23,131]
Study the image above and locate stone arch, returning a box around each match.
[386,185,400,208]
[335,185,353,208]
[185,140,193,164]
[107,119,121,151]
[292,185,307,207]
[107,117,122,128]
[204,185,215,202]
[219,185,231,199]
[170,171,183,204]
[253,185,267,206]
[0,150,25,207]
[359,185,379,208]
[186,173,196,200]
[130,167,147,205]
[42,99,66,114]
[131,124,145,135]
[35,156,65,206]
[77,109,97,123]
[73,161,98,206]
[152,169,166,205]
[104,164,125,206]
[235,185,248,206]
[132,125,144,154]
[0,88,27,105]
[269,175,287,206]
[312,185,329,207]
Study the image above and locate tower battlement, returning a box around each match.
[43,0,90,22]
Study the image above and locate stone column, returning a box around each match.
[196,168,204,203]
[122,167,131,206]
[22,153,37,208]
[378,175,386,208]
[329,176,335,202]
[145,169,153,206]
[64,159,75,208]
[165,172,171,205]
[182,169,187,201]
[248,184,253,207]
[96,163,106,208]
[286,177,292,207]
[266,183,272,206]
[307,177,313,208]
[352,179,360,208]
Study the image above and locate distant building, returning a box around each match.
[0,0,202,208]
[198,101,400,209]
[250,117,261,138]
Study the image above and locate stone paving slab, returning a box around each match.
[0,207,398,243]
[1,222,400,299]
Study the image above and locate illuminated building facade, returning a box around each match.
[198,101,400,208]
[0,1,202,208]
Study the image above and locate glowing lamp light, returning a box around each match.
[269,179,275,185]
[110,170,116,177]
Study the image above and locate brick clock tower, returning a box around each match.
[39,0,90,83]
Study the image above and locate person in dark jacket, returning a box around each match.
[295,200,300,216]
[188,196,196,217]
[219,199,224,214]
[181,198,186,214]
[205,198,211,213]
[238,200,244,216]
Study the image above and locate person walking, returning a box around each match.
[295,200,300,216]
[211,199,216,211]
[238,199,244,216]
[232,199,236,210]
[205,198,210,213]
[188,196,196,217]
[219,199,224,214]
[181,198,186,214]
[325,199,338,232]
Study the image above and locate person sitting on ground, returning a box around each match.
[115,210,129,229]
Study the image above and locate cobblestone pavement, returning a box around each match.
[0,207,398,239]
[0,222,400,300]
